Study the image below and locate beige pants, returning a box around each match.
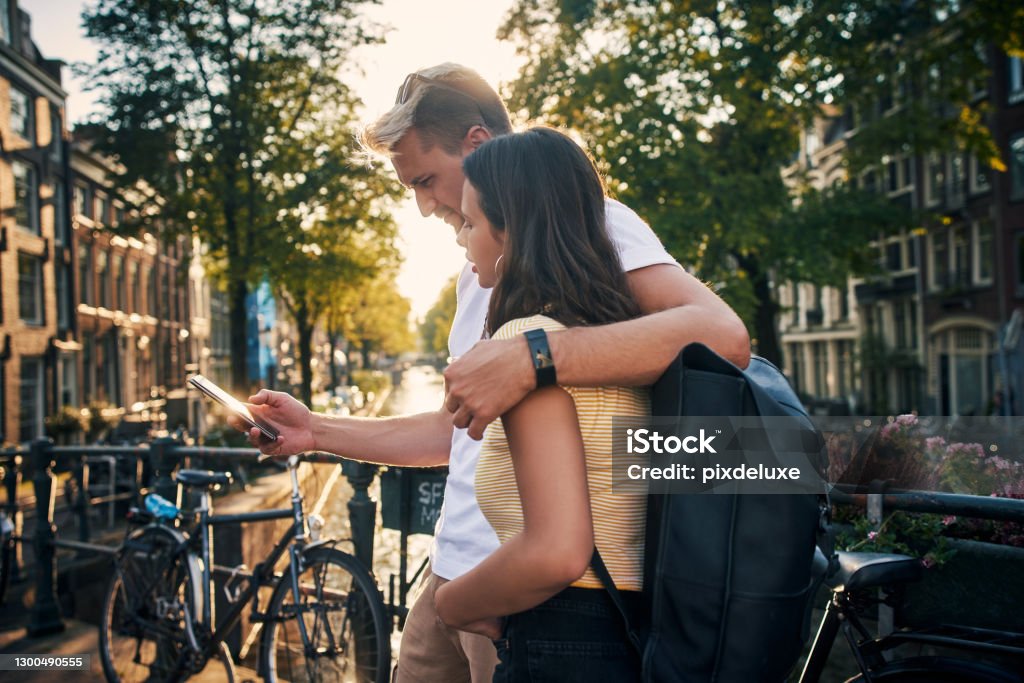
[393,569,499,683]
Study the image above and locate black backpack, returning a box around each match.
[592,342,832,683]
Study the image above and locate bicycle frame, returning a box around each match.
[169,457,328,675]
[799,585,1024,682]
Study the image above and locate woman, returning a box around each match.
[434,127,648,681]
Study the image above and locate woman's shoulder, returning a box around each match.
[491,314,566,341]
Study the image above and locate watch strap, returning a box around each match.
[524,328,557,388]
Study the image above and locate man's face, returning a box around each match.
[391,129,472,238]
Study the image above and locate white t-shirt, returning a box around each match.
[430,198,679,580]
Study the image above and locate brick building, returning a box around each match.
[779,45,1024,417]
[71,139,193,430]
[0,0,70,443]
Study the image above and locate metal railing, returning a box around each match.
[0,437,380,637]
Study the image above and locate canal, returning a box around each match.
[320,363,445,657]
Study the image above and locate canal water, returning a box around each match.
[320,364,445,659]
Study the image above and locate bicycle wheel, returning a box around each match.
[261,546,390,683]
[100,524,234,682]
[845,655,1023,683]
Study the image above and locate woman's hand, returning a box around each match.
[457,617,504,640]
[435,582,504,639]
[227,389,315,456]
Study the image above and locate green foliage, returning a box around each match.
[832,413,1024,563]
[498,0,1021,361]
[79,0,389,387]
[44,406,86,438]
[350,369,391,399]
[838,510,957,568]
[82,401,122,442]
[419,275,459,355]
[331,270,416,361]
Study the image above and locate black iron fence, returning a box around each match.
[0,437,383,637]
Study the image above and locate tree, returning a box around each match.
[419,275,458,357]
[339,271,416,370]
[80,0,386,390]
[265,97,403,405]
[498,0,1021,363]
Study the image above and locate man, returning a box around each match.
[241,63,750,682]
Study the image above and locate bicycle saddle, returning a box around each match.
[825,551,923,593]
[175,469,233,489]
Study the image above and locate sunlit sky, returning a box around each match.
[22,0,523,319]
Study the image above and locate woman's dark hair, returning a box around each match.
[462,127,641,335]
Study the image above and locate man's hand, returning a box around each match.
[444,336,533,440]
[227,390,315,457]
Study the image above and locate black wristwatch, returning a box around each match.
[524,328,557,388]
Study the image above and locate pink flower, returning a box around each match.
[925,436,947,451]
[867,531,878,541]
[921,556,936,569]
[896,414,917,426]
[880,423,899,439]
[942,515,956,526]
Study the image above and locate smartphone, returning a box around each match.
[188,374,279,441]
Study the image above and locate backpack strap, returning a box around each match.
[591,548,645,656]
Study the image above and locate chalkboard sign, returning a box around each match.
[380,467,448,536]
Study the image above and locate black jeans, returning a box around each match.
[492,586,641,683]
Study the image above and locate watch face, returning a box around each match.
[525,329,557,386]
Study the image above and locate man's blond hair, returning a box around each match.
[359,63,512,160]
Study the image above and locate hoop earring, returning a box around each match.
[495,255,505,277]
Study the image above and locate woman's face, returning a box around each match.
[459,179,505,289]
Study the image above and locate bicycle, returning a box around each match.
[798,549,1024,682]
[99,454,391,683]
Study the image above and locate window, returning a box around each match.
[974,220,994,285]
[1011,133,1024,202]
[82,334,95,399]
[73,184,90,219]
[95,193,110,226]
[949,154,966,206]
[836,340,853,398]
[10,87,32,141]
[57,263,71,329]
[788,343,805,395]
[97,251,109,308]
[129,261,139,312]
[19,357,44,443]
[908,300,919,349]
[931,229,949,290]
[894,300,907,349]
[0,0,10,44]
[59,353,77,408]
[53,183,69,245]
[113,254,125,311]
[837,282,850,321]
[952,226,971,288]
[970,156,992,194]
[1010,56,1024,106]
[812,341,828,397]
[50,110,63,163]
[147,266,157,315]
[18,252,44,325]
[886,240,903,271]
[12,161,38,234]
[78,244,94,306]
[925,153,944,206]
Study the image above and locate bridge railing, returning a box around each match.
[0,437,380,636]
